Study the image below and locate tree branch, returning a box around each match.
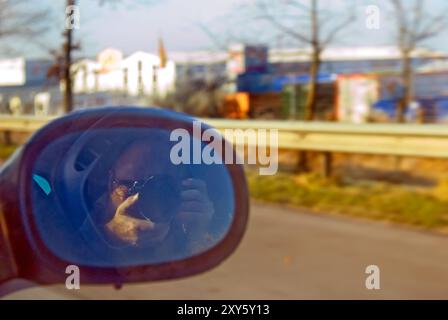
[321,11,354,48]
[256,0,312,44]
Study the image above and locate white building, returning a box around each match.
[72,48,176,98]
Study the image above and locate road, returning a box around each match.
[4,201,448,299]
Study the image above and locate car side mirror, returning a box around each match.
[0,107,249,289]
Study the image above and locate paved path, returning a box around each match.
[5,202,448,299]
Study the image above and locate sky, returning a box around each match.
[2,0,448,60]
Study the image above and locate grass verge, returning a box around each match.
[246,170,448,231]
[0,144,18,162]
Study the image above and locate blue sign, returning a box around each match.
[237,72,336,93]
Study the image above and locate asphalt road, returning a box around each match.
[5,201,448,299]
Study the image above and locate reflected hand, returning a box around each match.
[176,178,214,249]
[105,193,155,246]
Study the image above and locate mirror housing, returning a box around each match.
[0,107,249,287]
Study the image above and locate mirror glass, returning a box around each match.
[30,127,235,267]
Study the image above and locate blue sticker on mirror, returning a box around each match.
[33,174,52,195]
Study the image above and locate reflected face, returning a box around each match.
[110,142,163,206]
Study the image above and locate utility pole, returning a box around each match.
[63,0,76,113]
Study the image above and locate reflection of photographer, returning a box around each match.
[97,139,215,255]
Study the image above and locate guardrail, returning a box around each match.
[205,119,448,159]
[2,115,448,159]
[0,115,57,133]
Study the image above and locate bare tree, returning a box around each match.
[390,0,448,123]
[0,0,50,54]
[255,0,353,120]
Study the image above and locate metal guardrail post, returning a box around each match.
[321,152,333,178]
[297,150,309,173]
[3,131,12,146]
